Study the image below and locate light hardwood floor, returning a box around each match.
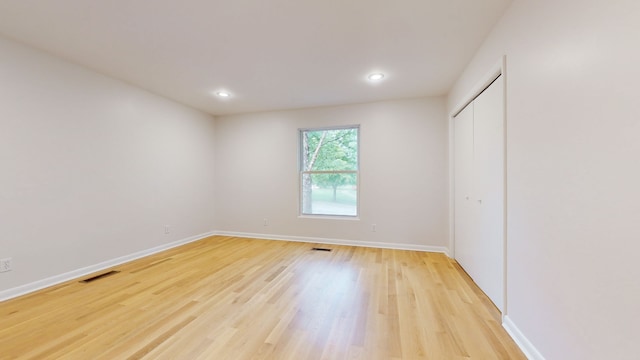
[0,236,525,359]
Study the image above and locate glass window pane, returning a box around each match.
[301,128,358,172]
[301,173,357,216]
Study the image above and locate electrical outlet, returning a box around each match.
[0,258,12,273]
[164,225,170,234]
[372,224,377,232]
[263,218,269,226]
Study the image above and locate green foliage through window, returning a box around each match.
[300,126,359,216]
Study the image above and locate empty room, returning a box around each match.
[1,0,638,359]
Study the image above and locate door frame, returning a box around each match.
[448,56,508,317]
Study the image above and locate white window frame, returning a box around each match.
[298,125,360,218]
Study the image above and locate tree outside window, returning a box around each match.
[300,126,359,216]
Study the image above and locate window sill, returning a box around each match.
[298,215,360,221]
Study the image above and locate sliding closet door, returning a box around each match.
[454,75,505,312]
[454,103,476,278]
[472,76,504,311]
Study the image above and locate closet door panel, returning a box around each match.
[472,76,505,311]
[454,103,476,277]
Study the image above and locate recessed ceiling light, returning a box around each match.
[216,91,231,97]
[367,73,385,81]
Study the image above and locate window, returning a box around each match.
[299,126,359,217]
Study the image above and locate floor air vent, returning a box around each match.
[311,247,332,252]
[80,270,120,283]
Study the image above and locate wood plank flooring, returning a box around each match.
[0,236,525,359]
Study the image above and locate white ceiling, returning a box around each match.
[0,0,511,116]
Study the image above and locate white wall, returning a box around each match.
[214,98,448,249]
[0,36,217,294]
[448,0,640,358]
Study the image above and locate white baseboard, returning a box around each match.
[214,231,450,256]
[0,231,216,302]
[503,315,545,360]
